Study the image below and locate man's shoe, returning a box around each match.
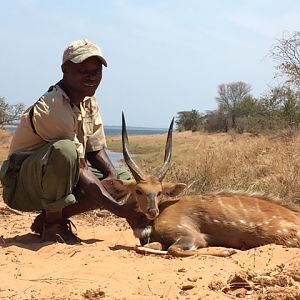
[31,212,80,244]
[42,219,81,244]
[30,211,46,235]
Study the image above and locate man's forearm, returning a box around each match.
[78,167,123,217]
[87,149,118,178]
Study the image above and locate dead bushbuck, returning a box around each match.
[104,113,300,257]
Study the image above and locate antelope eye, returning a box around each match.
[157,192,162,196]
[135,189,143,195]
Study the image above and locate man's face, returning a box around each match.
[63,56,103,98]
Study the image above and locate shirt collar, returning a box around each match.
[55,80,94,105]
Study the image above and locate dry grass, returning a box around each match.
[0,128,12,196]
[107,130,300,205]
[0,128,12,164]
[1,129,300,205]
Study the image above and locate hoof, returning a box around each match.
[223,248,238,256]
[143,242,163,250]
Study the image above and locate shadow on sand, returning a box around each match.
[109,244,137,252]
[0,233,104,251]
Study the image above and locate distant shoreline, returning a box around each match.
[3,124,168,137]
[3,124,17,128]
[105,125,168,131]
[3,124,167,129]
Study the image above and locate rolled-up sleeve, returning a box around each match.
[85,102,107,152]
[33,96,85,158]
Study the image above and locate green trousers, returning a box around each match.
[0,140,131,212]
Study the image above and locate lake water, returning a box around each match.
[4,125,168,136]
[4,125,167,166]
[107,150,124,166]
[104,126,167,137]
[106,126,167,166]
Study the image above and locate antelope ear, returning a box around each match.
[162,182,187,197]
[102,179,136,195]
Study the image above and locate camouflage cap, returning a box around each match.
[62,39,108,67]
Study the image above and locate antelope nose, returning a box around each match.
[147,208,158,219]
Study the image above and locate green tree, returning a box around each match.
[265,86,300,127]
[233,95,265,133]
[204,108,228,132]
[0,97,25,125]
[176,110,203,132]
[236,95,259,117]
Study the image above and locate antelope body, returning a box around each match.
[108,114,300,257]
[108,179,300,256]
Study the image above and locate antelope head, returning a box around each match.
[106,113,186,220]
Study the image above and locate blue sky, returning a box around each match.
[1,0,300,128]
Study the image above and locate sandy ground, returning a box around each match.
[1,130,300,299]
[1,201,300,300]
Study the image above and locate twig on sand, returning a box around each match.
[162,285,173,299]
[2,297,65,300]
[0,235,6,246]
[1,207,23,216]
[147,283,155,295]
[69,249,81,257]
[21,277,95,284]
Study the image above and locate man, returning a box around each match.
[0,39,133,243]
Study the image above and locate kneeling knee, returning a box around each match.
[51,139,78,164]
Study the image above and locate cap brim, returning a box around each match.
[70,54,108,67]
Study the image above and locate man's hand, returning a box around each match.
[119,201,144,219]
[87,149,118,179]
[80,158,88,169]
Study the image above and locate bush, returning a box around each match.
[0,97,25,125]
